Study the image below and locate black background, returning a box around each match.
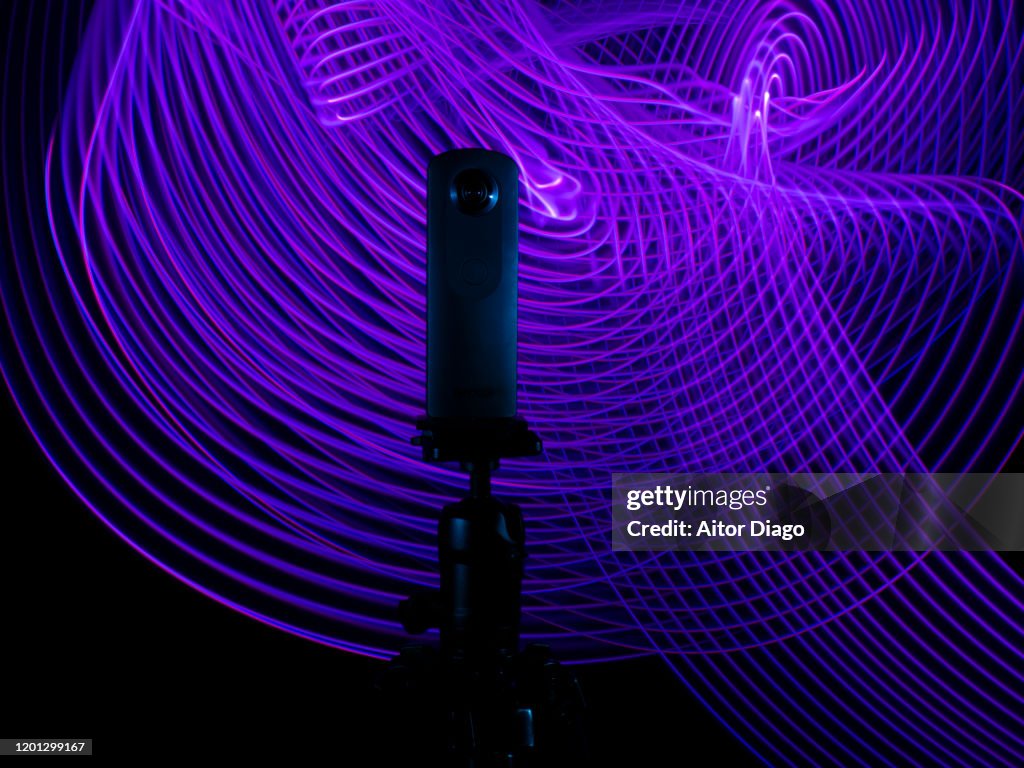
[1,1,751,762]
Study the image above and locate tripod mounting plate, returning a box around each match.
[413,416,542,465]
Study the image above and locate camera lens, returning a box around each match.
[452,169,498,214]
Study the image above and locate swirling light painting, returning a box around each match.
[2,0,1022,765]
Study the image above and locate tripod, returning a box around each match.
[377,417,586,766]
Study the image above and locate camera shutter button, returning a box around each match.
[461,259,488,286]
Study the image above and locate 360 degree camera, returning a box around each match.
[426,149,519,420]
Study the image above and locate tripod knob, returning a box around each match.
[398,590,441,634]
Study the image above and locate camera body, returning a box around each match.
[427,149,519,420]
